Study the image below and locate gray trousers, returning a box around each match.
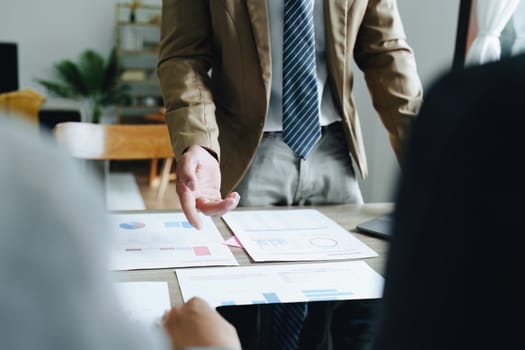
[222,122,376,350]
[235,122,363,206]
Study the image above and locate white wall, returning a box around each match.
[0,0,161,94]
[2,0,460,202]
[356,0,461,202]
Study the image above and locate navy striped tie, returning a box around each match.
[271,302,308,350]
[282,0,321,159]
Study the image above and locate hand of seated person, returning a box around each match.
[162,297,241,350]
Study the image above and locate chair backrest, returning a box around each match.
[53,122,174,160]
[0,89,45,127]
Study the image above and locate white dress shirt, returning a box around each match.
[265,0,341,132]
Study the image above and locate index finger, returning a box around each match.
[177,180,203,230]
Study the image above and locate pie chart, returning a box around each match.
[119,221,146,230]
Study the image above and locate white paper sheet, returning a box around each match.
[114,281,171,327]
[109,213,238,270]
[222,209,377,262]
[176,261,384,308]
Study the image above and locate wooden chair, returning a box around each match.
[0,88,45,128]
[53,122,175,201]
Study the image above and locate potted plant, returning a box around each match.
[37,48,129,123]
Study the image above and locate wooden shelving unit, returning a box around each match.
[115,3,163,122]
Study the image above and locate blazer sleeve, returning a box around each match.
[353,0,423,163]
[157,0,220,160]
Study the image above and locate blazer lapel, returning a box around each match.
[324,0,349,102]
[245,0,271,94]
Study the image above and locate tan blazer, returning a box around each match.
[158,0,422,195]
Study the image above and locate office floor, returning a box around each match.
[112,160,181,210]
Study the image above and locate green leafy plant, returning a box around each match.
[37,48,129,123]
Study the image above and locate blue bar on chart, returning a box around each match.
[262,292,281,303]
[252,300,267,304]
[220,300,237,306]
[164,221,193,229]
[302,289,353,301]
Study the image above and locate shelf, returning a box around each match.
[126,84,162,96]
[117,3,160,27]
[118,21,159,26]
[117,23,160,51]
[116,2,163,120]
[122,79,159,84]
[118,49,158,55]
[117,3,162,10]
[119,53,158,69]
[116,106,163,117]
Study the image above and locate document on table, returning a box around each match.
[176,261,384,308]
[222,209,377,262]
[114,281,171,327]
[109,212,238,270]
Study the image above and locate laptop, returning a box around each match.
[355,214,393,240]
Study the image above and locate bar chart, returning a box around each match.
[176,261,384,308]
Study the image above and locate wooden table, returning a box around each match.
[113,203,393,305]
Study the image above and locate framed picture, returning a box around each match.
[0,42,18,93]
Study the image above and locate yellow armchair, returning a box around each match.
[0,89,45,126]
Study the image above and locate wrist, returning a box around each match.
[200,146,218,161]
[183,145,218,162]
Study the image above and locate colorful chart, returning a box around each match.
[110,212,238,270]
[176,261,384,308]
[119,221,146,230]
[193,246,211,256]
[302,289,353,301]
[164,221,193,229]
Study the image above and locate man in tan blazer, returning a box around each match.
[158,0,422,229]
[158,1,422,348]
